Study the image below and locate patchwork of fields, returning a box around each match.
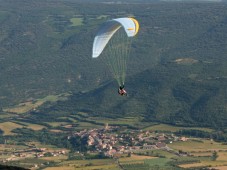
[1,100,227,170]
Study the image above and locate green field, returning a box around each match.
[89,116,141,126]
[19,122,46,131]
[0,144,27,152]
[0,122,23,135]
[43,155,160,170]
[52,159,118,170]
[144,158,170,168]
[70,17,83,26]
[169,139,227,152]
[144,124,214,133]
[168,139,227,168]
[3,94,69,114]
[147,149,176,159]
[45,122,69,127]
[179,155,227,169]
[119,154,157,164]
[40,155,68,162]
[26,142,63,151]
[0,112,14,119]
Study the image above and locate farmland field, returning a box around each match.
[25,142,61,150]
[45,122,69,127]
[144,158,170,168]
[49,159,119,170]
[40,155,68,162]
[13,122,46,131]
[0,122,23,135]
[119,154,157,164]
[214,166,227,170]
[179,158,227,169]
[44,167,74,170]
[74,122,102,130]
[144,124,214,133]
[169,139,227,152]
[70,17,83,27]
[43,155,160,170]
[0,144,27,152]
[87,116,142,127]
[3,94,69,114]
[169,139,227,168]
[147,149,177,159]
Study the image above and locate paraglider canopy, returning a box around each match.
[92,17,139,88]
[92,18,139,58]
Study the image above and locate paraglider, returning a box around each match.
[118,85,127,96]
[92,17,139,96]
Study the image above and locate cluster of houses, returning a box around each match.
[1,147,67,163]
[1,124,189,166]
[70,124,188,157]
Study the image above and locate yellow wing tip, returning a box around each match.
[129,18,139,36]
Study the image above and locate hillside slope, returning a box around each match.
[1,1,227,108]
[40,58,226,129]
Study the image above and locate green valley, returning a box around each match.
[0,0,227,169]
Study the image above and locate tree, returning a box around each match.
[211,151,218,161]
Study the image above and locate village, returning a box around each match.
[0,146,67,162]
[70,123,188,157]
[2,122,226,170]
[0,124,189,165]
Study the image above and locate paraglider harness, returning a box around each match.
[118,85,127,96]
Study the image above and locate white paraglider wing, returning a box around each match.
[92,18,139,58]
